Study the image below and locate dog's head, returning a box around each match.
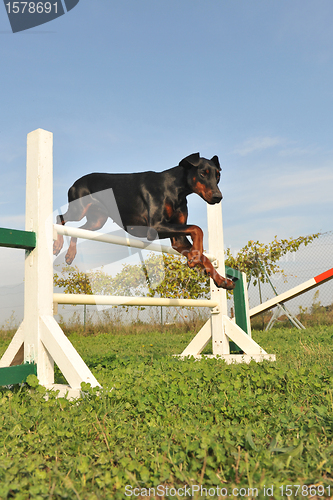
[180,153,222,204]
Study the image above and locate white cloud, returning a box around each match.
[225,215,311,248]
[279,146,320,157]
[234,136,285,156]
[241,166,333,214]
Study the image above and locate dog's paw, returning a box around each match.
[187,250,201,267]
[53,242,62,256]
[53,235,64,256]
[225,279,236,290]
[215,277,236,290]
[65,251,76,265]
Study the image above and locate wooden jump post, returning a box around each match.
[0,128,275,397]
[0,129,100,398]
[174,205,274,362]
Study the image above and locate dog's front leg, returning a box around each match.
[171,234,235,290]
[186,225,204,267]
[200,255,235,290]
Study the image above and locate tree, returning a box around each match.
[53,254,210,326]
[53,265,92,294]
[97,252,210,300]
[53,265,93,329]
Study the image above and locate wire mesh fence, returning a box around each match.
[241,230,333,328]
[54,303,211,331]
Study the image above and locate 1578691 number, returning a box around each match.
[280,485,331,496]
[5,2,58,14]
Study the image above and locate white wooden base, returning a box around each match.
[179,315,275,361]
[44,384,82,399]
[180,320,211,356]
[177,354,276,363]
[40,315,100,390]
[0,315,100,399]
[0,322,24,368]
[0,129,102,399]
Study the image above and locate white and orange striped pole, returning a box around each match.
[250,268,333,318]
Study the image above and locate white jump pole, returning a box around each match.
[23,128,54,383]
[54,224,216,263]
[208,203,230,355]
[54,294,219,308]
[249,267,333,318]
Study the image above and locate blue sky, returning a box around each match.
[1,1,333,322]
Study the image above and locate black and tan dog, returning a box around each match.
[53,153,235,290]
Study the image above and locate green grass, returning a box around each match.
[0,325,333,499]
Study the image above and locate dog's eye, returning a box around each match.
[200,170,208,178]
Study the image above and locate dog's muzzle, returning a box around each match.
[210,193,222,204]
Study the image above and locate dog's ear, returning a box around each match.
[179,153,201,168]
[210,155,221,170]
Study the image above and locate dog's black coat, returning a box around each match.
[54,153,235,289]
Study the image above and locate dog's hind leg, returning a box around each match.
[53,213,66,256]
[64,206,108,264]
[53,196,93,257]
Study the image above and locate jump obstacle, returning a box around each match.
[0,129,275,398]
[249,268,333,319]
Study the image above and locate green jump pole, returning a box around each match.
[0,227,36,250]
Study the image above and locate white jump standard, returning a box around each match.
[0,129,99,398]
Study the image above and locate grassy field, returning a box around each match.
[0,323,333,499]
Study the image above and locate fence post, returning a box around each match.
[24,129,54,385]
[207,204,230,355]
